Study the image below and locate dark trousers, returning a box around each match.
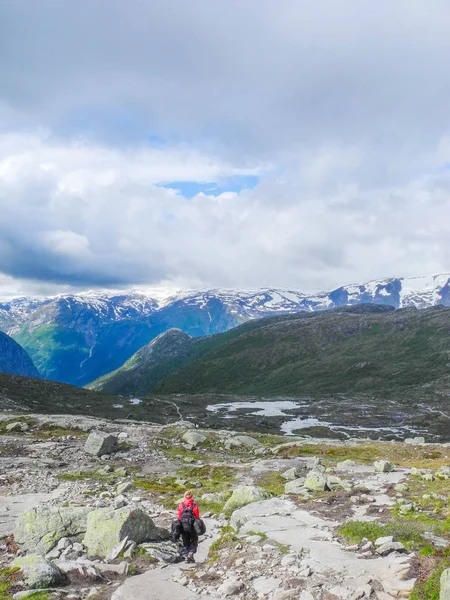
[181,529,198,557]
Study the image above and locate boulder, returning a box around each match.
[284,478,306,494]
[83,507,161,558]
[223,486,271,514]
[405,437,425,444]
[6,421,29,432]
[375,536,395,547]
[217,578,244,596]
[13,554,65,589]
[441,568,450,600]
[374,460,395,473]
[337,460,357,469]
[227,435,262,448]
[282,467,304,480]
[436,466,450,480]
[14,505,90,555]
[116,481,133,495]
[84,431,118,456]
[304,471,327,491]
[376,541,406,556]
[326,476,349,491]
[138,541,180,563]
[182,431,207,448]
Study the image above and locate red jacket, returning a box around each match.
[177,497,200,520]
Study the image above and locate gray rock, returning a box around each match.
[13,554,65,589]
[405,437,425,444]
[374,460,395,473]
[14,505,90,555]
[182,431,207,447]
[139,541,180,563]
[376,541,406,556]
[375,536,395,547]
[440,568,450,600]
[282,467,304,480]
[84,431,118,456]
[284,478,306,494]
[116,481,134,495]
[223,486,271,514]
[436,466,450,480]
[337,460,357,469]
[228,435,262,448]
[6,421,29,432]
[252,576,281,595]
[304,471,327,491]
[217,578,244,596]
[326,476,349,491]
[83,507,161,557]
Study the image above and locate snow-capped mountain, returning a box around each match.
[0,273,449,387]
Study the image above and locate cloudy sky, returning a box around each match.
[1,0,450,297]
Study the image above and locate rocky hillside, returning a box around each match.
[0,331,39,378]
[0,413,449,599]
[90,305,450,403]
[2,273,450,387]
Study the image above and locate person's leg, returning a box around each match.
[187,531,199,561]
[181,530,190,559]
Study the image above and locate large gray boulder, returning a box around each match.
[83,507,161,558]
[284,478,306,494]
[14,506,91,555]
[227,435,262,448]
[182,431,207,448]
[84,431,118,456]
[374,460,395,473]
[304,471,327,491]
[13,554,65,589]
[441,569,450,600]
[223,486,271,514]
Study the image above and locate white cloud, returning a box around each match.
[0,1,450,295]
[0,132,449,295]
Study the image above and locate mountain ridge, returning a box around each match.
[0,331,40,379]
[2,273,450,386]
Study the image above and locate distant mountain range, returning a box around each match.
[0,331,39,379]
[1,273,449,386]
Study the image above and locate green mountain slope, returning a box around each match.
[90,305,450,399]
[87,329,196,395]
[0,371,118,415]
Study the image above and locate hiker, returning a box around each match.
[177,490,200,563]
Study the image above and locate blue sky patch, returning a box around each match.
[160,175,260,198]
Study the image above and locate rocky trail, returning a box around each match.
[0,413,449,599]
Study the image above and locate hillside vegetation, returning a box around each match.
[90,305,450,400]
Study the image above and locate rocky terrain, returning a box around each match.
[0,413,449,599]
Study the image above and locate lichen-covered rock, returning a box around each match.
[284,478,306,494]
[84,431,118,456]
[436,466,450,480]
[441,568,450,600]
[227,435,262,448]
[304,471,327,491]
[182,431,207,447]
[83,508,161,557]
[223,486,271,514]
[337,460,357,469]
[138,541,180,563]
[201,491,228,502]
[13,554,65,589]
[326,476,349,491]
[6,421,29,432]
[374,460,395,473]
[14,506,90,555]
[282,467,304,480]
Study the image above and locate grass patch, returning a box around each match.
[410,549,450,600]
[56,469,117,483]
[337,519,427,550]
[276,442,450,470]
[208,525,238,563]
[0,567,22,599]
[176,465,236,491]
[35,423,88,439]
[255,471,285,496]
[133,475,185,508]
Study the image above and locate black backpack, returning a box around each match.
[180,503,196,532]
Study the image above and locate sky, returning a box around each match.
[1,0,450,297]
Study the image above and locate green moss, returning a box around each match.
[255,472,285,496]
[337,519,426,550]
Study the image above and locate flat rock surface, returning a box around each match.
[0,490,63,536]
